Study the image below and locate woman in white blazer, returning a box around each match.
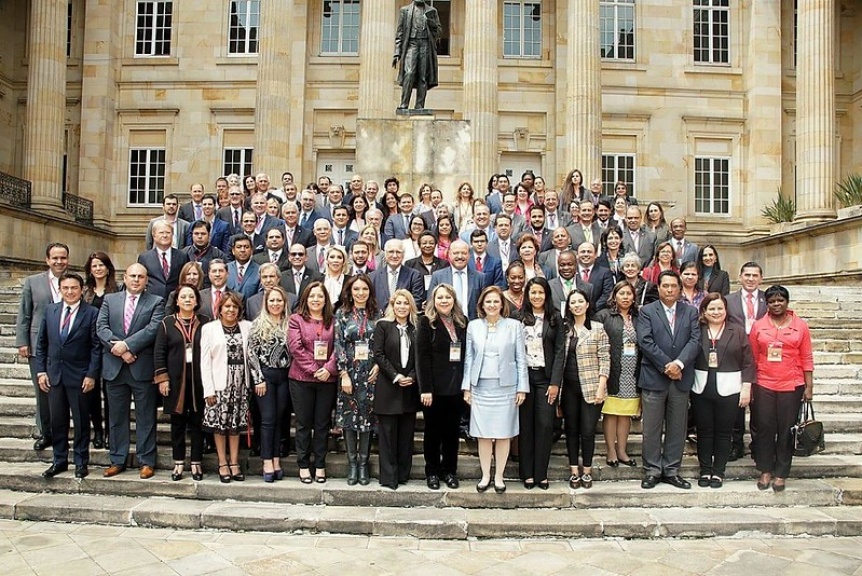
[462,286,529,493]
[201,291,253,483]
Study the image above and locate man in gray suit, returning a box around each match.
[637,270,700,490]
[427,240,486,319]
[566,201,602,250]
[96,263,165,479]
[16,242,70,450]
[621,205,657,267]
[669,218,699,267]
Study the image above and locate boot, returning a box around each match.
[357,431,371,486]
[344,429,359,486]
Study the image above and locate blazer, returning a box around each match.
[725,288,767,331]
[520,313,566,384]
[287,314,338,382]
[178,201,201,224]
[671,239,699,267]
[485,238,517,268]
[372,320,420,415]
[297,209,324,230]
[96,291,165,382]
[253,249,290,270]
[227,260,261,300]
[491,212,527,235]
[280,267,323,300]
[549,276,578,316]
[543,209,572,231]
[283,225,315,249]
[469,252,506,289]
[415,315,467,397]
[693,322,757,397]
[200,320,252,397]
[182,245,228,288]
[382,212,412,243]
[427,266,486,320]
[184,218,231,254]
[16,271,57,352]
[331,227,359,253]
[216,205,246,234]
[553,322,610,403]
[404,255,450,279]
[306,243,337,274]
[538,248,567,278]
[576,265,615,313]
[621,228,657,267]
[137,247,191,301]
[566,221,603,249]
[145,216,190,251]
[34,301,101,387]
[370,265,426,314]
[699,269,731,296]
[516,228,554,253]
[461,318,529,392]
[153,313,209,414]
[636,300,701,392]
[594,308,640,396]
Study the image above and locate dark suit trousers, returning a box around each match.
[691,391,739,477]
[753,384,804,479]
[377,411,416,486]
[560,379,602,468]
[519,369,556,482]
[289,380,336,469]
[256,367,291,460]
[49,384,91,467]
[106,365,158,467]
[28,357,52,439]
[422,394,461,477]
[641,385,689,478]
[88,377,106,433]
[732,405,757,453]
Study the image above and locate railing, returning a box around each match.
[0,172,32,208]
[62,192,94,226]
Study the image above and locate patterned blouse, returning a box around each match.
[247,325,291,385]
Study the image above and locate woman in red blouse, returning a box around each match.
[749,285,814,492]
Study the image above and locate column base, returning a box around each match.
[29,200,70,219]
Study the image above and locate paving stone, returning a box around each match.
[15,493,138,525]
[132,498,210,529]
[821,507,862,537]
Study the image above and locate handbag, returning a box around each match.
[792,400,825,457]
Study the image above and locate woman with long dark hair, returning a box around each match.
[697,245,730,296]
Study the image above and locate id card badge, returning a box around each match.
[355,341,370,361]
[449,342,462,362]
[526,338,543,357]
[314,340,329,361]
[767,342,783,362]
[623,341,636,357]
[185,343,193,364]
[708,350,719,368]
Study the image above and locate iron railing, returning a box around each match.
[62,192,94,226]
[0,171,32,208]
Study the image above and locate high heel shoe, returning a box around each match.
[757,473,772,491]
[523,479,535,490]
[494,481,507,494]
[476,480,491,493]
[299,469,313,484]
[191,462,203,481]
[218,463,231,484]
[263,470,275,483]
[273,469,284,481]
[171,462,184,482]
[229,462,245,482]
[537,480,549,490]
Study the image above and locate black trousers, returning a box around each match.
[48,384,91,468]
[289,380,337,469]
[519,369,556,481]
[560,380,602,468]
[691,391,739,477]
[422,394,461,478]
[87,377,106,434]
[377,412,417,487]
[731,406,757,452]
[170,410,203,462]
[257,367,291,460]
[753,384,804,479]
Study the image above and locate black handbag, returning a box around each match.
[792,400,825,457]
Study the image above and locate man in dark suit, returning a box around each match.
[227,235,261,301]
[249,193,284,251]
[542,190,572,231]
[486,213,517,272]
[280,243,323,301]
[145,194,189,250]
[306,218,335,274]
[34,272,101,479]
[637,270,700,490]
[621,205,657,267]
[517,205,554,253]
[491,192,527,236]
[427,240,485,319]
[370,239,426,314]
[331,205,359,252]
[253,227,290,270]
[280,201,314,249]
[183,220,228,288]
[349,241,375,276]
[16,242,70,450]
[298,189,323,230]
[178,182,206,223]
[186,194,231,253]
[548,250,579,316]
[246,264,298,320]
[566,201,602,250]
[138,220,191,301]
[201,259,229,319]
[669,218,699,267]
[468,229,506,289]
[96,263,165,479]
[575,242,614,313]
[538,227,574,279]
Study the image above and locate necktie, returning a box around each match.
[237,265,245,284]
[213,289,222,316]
[500,241,509,262]
[161,252,170,278]
[582,268,591,283]
[563,278,573,297]
[389,268,398,297]
[584,227,593,244]
[404,215,410,232]
[294,271,302,290]
[60,306,72,340]
[317,248,325,269]
[271,251,278,263]
[398,324,410,368]
[548,214,556,229]
[123,294,137,333]
[667,306,676,333]
[454,271,467,310]
[631,231,639,252]
[676,240,684,259]
[338,229,344,246]
[746,292,755,320]
[286,228,294,245]
[233,209,240,228]
[476,256,483,272]
[300,212,308,227]
[194,204,202,220]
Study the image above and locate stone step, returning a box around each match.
[1,488,861,539]
[813,352,862,365]
[813,339,862,353]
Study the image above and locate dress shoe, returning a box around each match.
[191,463,203,482]
[523,479,536,490]
[727,447,743,462]
[641,476,659,489]
[92,431,105,450]
[618,458,638,468]
[661,475,691,489]
[443,474,459,489]
[772,479,786,493]
[494,481,507,494]
[698,475,711,488]
[426,475,440,490]
[42,463,68,478]
[103,464,126,477]
[139,465,155,479]
[33,437,52,451]
[476,480,491,493]
[710,476,723,489]
[580,474,593,489]
[75,466,88,479]
[537,480,550,490]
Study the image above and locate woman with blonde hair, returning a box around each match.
[359,224,382,271]
[453,181,476,230]
[322,245,349,307]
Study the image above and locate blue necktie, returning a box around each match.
[60,306,72,341]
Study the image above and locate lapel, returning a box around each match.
[49,304,63,339]
[714,322,732,360]
[64,304,87,342]
[473,321,488,363]
[657,302,674,339]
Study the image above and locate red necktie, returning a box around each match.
[237,265,244,284]
[213,290,222,316]
[161,252,170,278]
[318,248,325,269]
[582,268,590,283]
[746,293,755,320]
[476,256,483,272]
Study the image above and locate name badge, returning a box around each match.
[449,342,461,362]
[355,341,369,361]
[526,338,543,357]
[314,340,329,361]
[708,350,719,368]
[767,342,783,362]
[185,343,193,364]
[623,341,636,357]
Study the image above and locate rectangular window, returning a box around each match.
[503,1,542,59]
[428,0,451,57]
[128,148,166,205]
[228,0,260,55]
[223,148,254,179]
[793,0,797,68]
[135,1,173,57]
[601,154,635,198]
[600,0,634,60]
[694,157,730,214]
[67,0,73,58]
[321,0,360,55]
[693,0,729,64]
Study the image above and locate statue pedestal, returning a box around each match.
[355,118,471,202]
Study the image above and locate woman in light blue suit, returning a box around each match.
[462,286,529,493]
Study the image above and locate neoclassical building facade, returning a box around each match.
[0,0,859,274]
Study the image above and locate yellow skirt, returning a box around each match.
[602,396,641,417]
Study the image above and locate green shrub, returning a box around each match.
[834,174,862,208]
[761,189,796,224]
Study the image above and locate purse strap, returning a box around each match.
[799,399,815,422]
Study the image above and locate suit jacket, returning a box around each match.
[543,209,572,231]
[306,243,336,274]
[297,209,324,230]
[153,313,209,414]
[216,205,246,234]
[672,239,699,267]
[693,322,756,396]
[415,315,467,396]
[566,221,603,249]
[491,212,527,235]
[245,290,297,320]
[370,265,426,314]
[461,318,529,392]
[636,301,701,392]
[699,269,731,296]
[279,267,323,299]
[178,201,202,224]
[372,320,420,415]
[34,301,101,387]
[199,286,229,320]
[16,271,58,352]
[549,276,579,317]
[621,228,657,267]
[427,266,486,320]
[331,227,359,253]
[469,252,505,289]
[553,322,610,403]
[725,288,767,332]
[382,212,412,243]
[538,248,567,278]
[521,314,566,384]
[485,238,517,271]
[594,308,640,396]
[183,244,228,288]
[137,247,190,301]
[145,216,190,251]
[227,260,261,300]
[577,265,614,313]
[185,218,231,254]
[283,225,315,249]
[253,249,290,270]
[405,255,450,278]
[516,228,554,253]
[395,2,440,88]
[96,291,165,382]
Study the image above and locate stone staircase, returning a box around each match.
[0,285,861,539]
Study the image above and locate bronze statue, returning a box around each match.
[393,0,441,113]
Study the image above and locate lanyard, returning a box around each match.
[176,316,196,343]
[352,308,369,339]
[707,322,724,351]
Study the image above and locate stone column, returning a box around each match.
[795,0,836,222]
[463,1,498,186]
[23,0,67,213]
[565,0,602,184]
[358,0,393,118]
[254,0,294,175]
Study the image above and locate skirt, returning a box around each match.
[469,378,519,439]
[602,396,641,417]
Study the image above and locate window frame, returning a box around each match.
[128,148,167,207]
[692,0,730,65]
[502,0,542,60]
[694,156,731,215]
[320,0,360,56]
[601,154,636,199]
[599,0,635,61]
[227,0,260,56]
[223,147,255,179]
[134,0,174,58]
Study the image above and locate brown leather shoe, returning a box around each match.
[139,465,155,479]
[103,464,126,478]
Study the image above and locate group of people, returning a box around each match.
[16,168,814,493]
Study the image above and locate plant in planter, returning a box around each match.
[761,189,795,232]
[834,174,862,219]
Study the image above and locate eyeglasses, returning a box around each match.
[229,192,242,196]
[289,252,305,257]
